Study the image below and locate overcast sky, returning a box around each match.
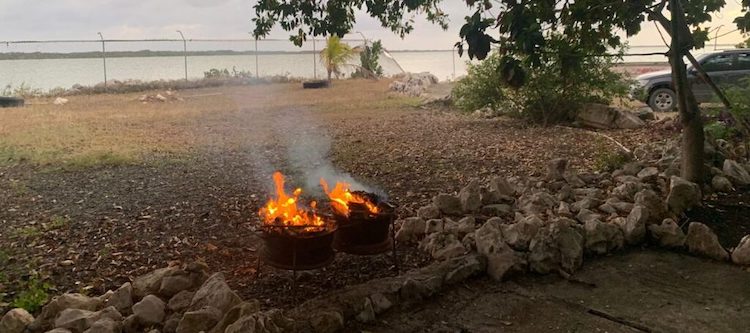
[0,0,745,51]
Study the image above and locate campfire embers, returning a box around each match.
[257,172,397,272]
[258,172,337,270]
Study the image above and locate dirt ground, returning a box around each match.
[0,80,670,310]
[356,250,750,333]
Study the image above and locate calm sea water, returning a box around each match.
[0,46,736,91]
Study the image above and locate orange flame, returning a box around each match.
[259,172,325,232]
[320,179,379,216]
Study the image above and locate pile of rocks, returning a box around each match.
[575,103,646,129]
[1,262,292,333]
[388,72,439,97]
[138,91,183,104]
[397,143,750,282]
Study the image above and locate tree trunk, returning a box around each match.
[327,70,332,82]
[670,0,705,184]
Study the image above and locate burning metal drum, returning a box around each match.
[259,226,336,270]
[332,193,396,255]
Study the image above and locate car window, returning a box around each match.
[737,53,750,70]
[701,54,735,72]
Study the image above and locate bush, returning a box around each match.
[11,277,51,313]
[452,36,630,125]
[352,40,384,78]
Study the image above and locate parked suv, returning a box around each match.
[630,49,750,112]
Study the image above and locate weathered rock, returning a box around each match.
[723,159,750,185]
[309,311,344,333]
[518,191,557,215]
[458,179,482,213]
[685,222,729,261]
[424,218,444,234]
[55,307,122,333]
[622,162,643,176]
[433,194,463,216]
[416,204,440,220]
[208,301,261,333]
[389,72,439,96]
[102,282,133,315]
[395,217,426,243]
[731,235,750,266]
[474,219,524,280]
[163,317,179,333]
[82,318,120,333]
[557,185,574,202]
[577,103,645,129]
[637,167,659,182]
[355,297,376,323]
[605,198,634,214]
[489,177,515,197]
[501,216,542,251]
[176,306,222,333]
[564,172,586,188]
[451,216,476,237]
[648,218,685,248]
[167,290,194,313]
[159,274,194,298]
[224,309,291,333]
[598,203,617,215]
[570,197,600,213]
[547,158,568,181]
[634,189,667,225]
[0,308,34,333]
[616,205,649,245]
[612,182,641,201]
[556,202,573,217]
[46,329,74,333]
[369,293,393,314]
[132,295,165,326]
[29,293,103,332]
[576,208,603,224]
[133,266,180,299]
[711,175,734,193]
[667,176,701,215]
[419,232,466,260]
[528,225,558,274]
[480,204,512,216]
[557,224,585,273]
[188,273,242,315]
[584,219,624,255]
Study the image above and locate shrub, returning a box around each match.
[352,40,384,78]
[452,36,630,125]
[11,277,51,313]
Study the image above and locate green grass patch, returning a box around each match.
[47,215,71,230]
[13,225,41,239]
[11,277,51,313]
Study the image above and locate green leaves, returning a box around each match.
[458,11,497,60]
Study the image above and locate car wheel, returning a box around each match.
[648,87,676,112]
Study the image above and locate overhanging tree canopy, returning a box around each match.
[253,0,750,184]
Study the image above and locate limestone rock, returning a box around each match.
[518,191,557,215]
[416,204,440,220]
[731,235,750,266]
[458,179,482,213]
[576,208,603,224]
[433,194,462,216]
[419,232,466,260]
[132,295,165,325]
[208,301,261,333]
[167,290,194,313]
[369,293,393,314]
[667,176,701,215]
[584,219,624,255]
[424,218,444,234]
[605,198,634,214]
[612,182,640,201]
[355,297,375,323]
[159,274,194,298]
[711,175,734,193]
[82,318,120,333]
[475,219,524,280]
[188,273,242,315]
[648,218,685,248]
[570,197,600,213]
[547,158,568,181]
[723,159,750,185]
[501,216,542,251]
[176,306,222,333]
[0,308,34,333]
[490,177,516,197]
[133,266,180,299]
[637,167,659,182]
[29,293,103,332]
[577,103,645,129]
[634,189,667,225]
[617,205,649,245]
[309,311,344,333]
[55,307,122,333]
[452,216,477,237]
[395,217,426,243]
[685,222,729,261]
[102,282,133,315]
[480,204,512,216]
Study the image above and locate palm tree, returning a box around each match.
[319,36,355,82]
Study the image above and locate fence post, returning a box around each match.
[255,38,259,78]
[312,37,317,79]
[177,30,188,81]
[452,45,456,80]
[97,32,107,89]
